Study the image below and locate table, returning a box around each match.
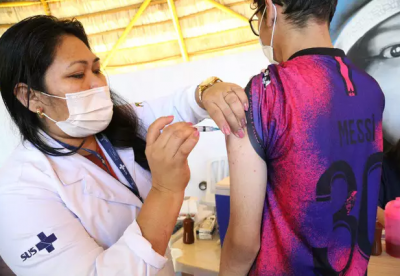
[172,236,400,276]
[368,243,400,276]
[172,234,219,276]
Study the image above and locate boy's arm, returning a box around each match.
[220,130,268,275]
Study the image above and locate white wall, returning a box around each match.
[0,48,267,197]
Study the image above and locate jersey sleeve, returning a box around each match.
[245,67,291,162]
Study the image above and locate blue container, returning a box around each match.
[215,177,230,246]
[215,194,230,245]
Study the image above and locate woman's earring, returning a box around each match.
[36,107,45,118]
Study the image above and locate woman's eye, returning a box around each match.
[94,69,103,75]
[70,74,84,79]
[382,44,400,59]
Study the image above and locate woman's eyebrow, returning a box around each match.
[68,57,100,68]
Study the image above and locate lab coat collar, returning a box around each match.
[36,130,144,208]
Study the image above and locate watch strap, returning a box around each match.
[199,77,223,102]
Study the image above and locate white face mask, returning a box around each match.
[40,86,113,138]
[259,4,278,64]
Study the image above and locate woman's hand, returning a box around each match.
[145,116,199,194]
[139,116,199,256]
[197,82,249,138]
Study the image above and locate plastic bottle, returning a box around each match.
[385,197,400,258]
[183,215,195,244]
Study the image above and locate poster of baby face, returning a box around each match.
[331,0,400,145]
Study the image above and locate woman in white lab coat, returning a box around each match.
[0,16,248,276]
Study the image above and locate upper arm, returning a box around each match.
[226,69,285,241]
[226,133,267,241]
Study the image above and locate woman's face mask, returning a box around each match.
[39,86,113,138]
[259,4,278,64]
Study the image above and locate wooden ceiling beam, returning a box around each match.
[0,0,250,32]
[69,0,167,20]
[87,0,249,37]
[0,1,41,8]
[95,26,251,55]
[0,0,63,8]
[40,0,52,16]
[101,0,152,70]
[107,39,258,69]
[0,0,167,28]
[70,0,248,21]
[203,0,248,22]
[89,19,173,37]
[167,0,188,61]
[193,39,257,56]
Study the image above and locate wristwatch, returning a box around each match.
[198,77,223,102]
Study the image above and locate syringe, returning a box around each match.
[194,126,221,132]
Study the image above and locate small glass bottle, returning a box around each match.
[183,214,195,244]
[371,219,383,256]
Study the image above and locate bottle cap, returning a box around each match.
[386,198,400,220]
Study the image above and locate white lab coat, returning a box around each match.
[0,86,208,276]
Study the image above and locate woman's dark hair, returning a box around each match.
[0,15,149,170]
[252,0,338,27]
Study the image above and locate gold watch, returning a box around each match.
[198,77,223,102]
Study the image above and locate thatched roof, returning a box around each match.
[0,0,259,73]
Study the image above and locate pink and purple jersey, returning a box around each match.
[246,48,385,275]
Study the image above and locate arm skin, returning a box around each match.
[220,130,268,275]
[137,188,184,255]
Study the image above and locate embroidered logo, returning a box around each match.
[36,232,57,253]
[20,232,57,262]
[262,69,271,88]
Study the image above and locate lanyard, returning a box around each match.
[96,134,143,202]
[58,134,143,203]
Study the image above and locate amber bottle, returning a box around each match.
[183,215,195,244]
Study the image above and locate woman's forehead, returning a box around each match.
[53,35,94,65]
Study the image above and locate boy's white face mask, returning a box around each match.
[259,4,278,64]
[39,86,113,138]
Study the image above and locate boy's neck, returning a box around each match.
[276,22,334,62]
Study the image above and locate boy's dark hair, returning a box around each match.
[253,0,338,27]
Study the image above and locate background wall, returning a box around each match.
[0,48,267,198]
